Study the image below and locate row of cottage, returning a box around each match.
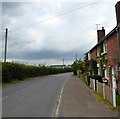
[85,1,120,94]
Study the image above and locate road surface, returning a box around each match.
[2,73,119,117]
[2,73,72,117]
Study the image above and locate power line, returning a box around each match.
[9,1,99,33]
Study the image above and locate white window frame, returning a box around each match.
[104,68,109,80]
[103,41,107,53]
[97,64,100,75]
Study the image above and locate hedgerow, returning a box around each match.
[2,62,72,83]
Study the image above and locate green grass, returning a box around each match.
[80,74,88,86]
[79,74,120,111]
[116,95,120,110]
[93,91,117,110]
[2,77,33,86]
[2,75,51,87]
[2,80,21,86]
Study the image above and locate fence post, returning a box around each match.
[93,79,95,91]
[112,67,116,107]
[103,83,105,99]
[112,77,116,107]
[96,80,98,92]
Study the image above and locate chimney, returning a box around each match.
[97,27,105,43]
[115,1,120,26]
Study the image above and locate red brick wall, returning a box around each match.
[106,33,118,66]
[90,48,97,61]
[105,33,118,87]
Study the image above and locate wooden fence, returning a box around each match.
[90,79,113,105]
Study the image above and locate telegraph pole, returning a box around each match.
[4,28,8,63]
[63,58,64,65]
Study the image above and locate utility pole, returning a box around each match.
[4,28,8,63]
[63,58,64,65]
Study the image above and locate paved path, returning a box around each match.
[59,76,119,117]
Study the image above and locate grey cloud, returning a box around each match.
[2,2,23,17]
[2,1,118,65]
[2,2,21,9]
[7,49,84,60]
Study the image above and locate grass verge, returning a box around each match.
[116,95,120,110]
[2,80,21,86]
[93,91,117,110]
[80,74,88,86]
[80,74,120,111]
[2,77,33,86]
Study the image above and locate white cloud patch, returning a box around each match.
[1,0,119,65]
[42,17,62,27]
[24,29,45,51]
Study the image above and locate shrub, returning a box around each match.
[88,75,103,83]
[2,63,13,83]
[2,62,72,83]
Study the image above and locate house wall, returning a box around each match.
[88,1,120,94]
[90,32,118,87]
[103,33,117,87]
[90,48,97,61]
[106,33,118,66]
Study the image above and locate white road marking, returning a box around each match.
[2,83,37,100]
[55,79,68,117]
[55,87,64,116]
[2,96,8,100]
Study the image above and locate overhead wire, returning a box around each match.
[2,1,100,61]
[9,1,99,33]
[2,1,100,49]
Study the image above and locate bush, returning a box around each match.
[2,63,13,83]
[117,95,120,106]
[2,62,72,83]
[88,75,103,83]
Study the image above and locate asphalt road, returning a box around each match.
[2,73,72,117]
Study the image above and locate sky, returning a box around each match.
[1,0,119,66]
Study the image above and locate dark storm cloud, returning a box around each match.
[2,2,27,18]
[2,2,21,9]
[23,50,83,60]
[7,49,84,61]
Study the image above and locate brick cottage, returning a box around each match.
[86,1,120,94]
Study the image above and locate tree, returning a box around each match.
[71,59,85,75]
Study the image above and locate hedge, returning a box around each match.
[2,62,72,83]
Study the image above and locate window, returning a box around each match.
[97,64,100,75]
[103,41,107,53]
[104,68,109,79]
